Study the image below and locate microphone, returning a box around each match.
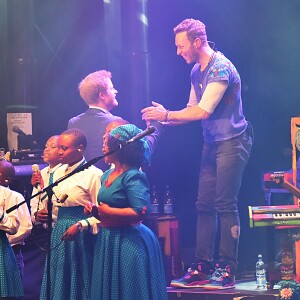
[12,126,27,136]
[127,126,155,143]
[32,164,41,190]
[57,194,68,203]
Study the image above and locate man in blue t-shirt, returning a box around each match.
[142,18,253,290]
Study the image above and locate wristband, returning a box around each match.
[164,110,170,123]
[85,219,91,230]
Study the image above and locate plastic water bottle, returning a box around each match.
[163,185,173,215]
[256,254,266,289]
[150,185,160,215]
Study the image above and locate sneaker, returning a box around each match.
[170,261,214,288]
[202,264,236,290]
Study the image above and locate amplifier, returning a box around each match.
[144,215,182,284]
[10,149,44,165]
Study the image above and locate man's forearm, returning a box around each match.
[168,106,210,123]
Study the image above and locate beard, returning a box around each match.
[182,48,199,64]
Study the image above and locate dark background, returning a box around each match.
[1,0,300,274]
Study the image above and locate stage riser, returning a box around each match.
[168,293,277,300]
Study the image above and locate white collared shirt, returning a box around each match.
[30,163,64,224]
[0,186,20,235]
[6,187,32,246]
[55,158,103,208]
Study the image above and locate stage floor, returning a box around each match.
[167,280,279,300]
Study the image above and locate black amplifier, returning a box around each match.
[10,149,44,165]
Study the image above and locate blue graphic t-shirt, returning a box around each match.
[189,51,247,143]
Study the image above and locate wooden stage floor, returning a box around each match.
[167,280,279,300]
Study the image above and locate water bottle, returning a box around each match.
[163,185,173,215]
[256,254,266,289]
[150,185,160,215]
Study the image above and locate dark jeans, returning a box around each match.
[195,123,253,266]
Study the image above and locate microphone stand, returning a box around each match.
[5,127,154,300]
[6,125,156,213]
[6,153,110,300]
[37,153,110,300]
[44,186,53,300]
[5,153,112,214]
[9,146,125,299]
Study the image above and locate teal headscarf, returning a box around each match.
[109,124,151,165]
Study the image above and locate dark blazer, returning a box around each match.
[68,108,121,171]
[68,108,163,171]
